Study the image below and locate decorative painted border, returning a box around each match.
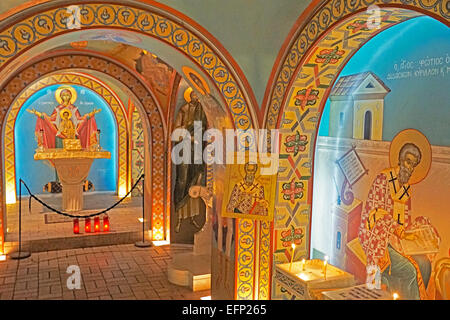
[3,72,129,204]
[264,0,448,129]
[258,220,271,299]
[131,105,145,196]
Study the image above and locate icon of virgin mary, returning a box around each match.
[28,85,101,149]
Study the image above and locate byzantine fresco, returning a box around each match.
[311,17,450,300]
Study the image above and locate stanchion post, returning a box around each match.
[135,175,151,248]
[10,179,31,259]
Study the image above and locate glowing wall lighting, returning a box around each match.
[152,203,164,241]
[6,186,16,204]
[118,185,127,198]
[152,240,170,246]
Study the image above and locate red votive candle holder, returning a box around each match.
[94,217,100,232]
[73,218,79,234]
[103,215,110,232]
[85,218,91,233]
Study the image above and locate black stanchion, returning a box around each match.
[10,179,31,260]
[135,175,151,248]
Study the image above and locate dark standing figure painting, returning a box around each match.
[173,88,208,236]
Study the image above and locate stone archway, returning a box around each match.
[263,0,448,299]
[0,52,163,246]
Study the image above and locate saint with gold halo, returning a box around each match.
[226,162,268,216]
[172,86,208,233]
[358,129,440,300]
[28,85,101,149]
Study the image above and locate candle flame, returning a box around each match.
[291,243,296,250]
[393,293,399,300]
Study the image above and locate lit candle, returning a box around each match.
[103,215,110,232]
[301,258,306,271]
[393,293,399,300]
[322,255,329,279]
[94,217,101,232]
[289,243,296,272]
[85,218,91,233]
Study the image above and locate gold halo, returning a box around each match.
[55,85,77,105]
[238,156,260,180]
[389,129,432,185]
[184,87,193,103]
[182,66,210,96]
[59,108,72,119]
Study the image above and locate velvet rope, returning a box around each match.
[19,174,145,219]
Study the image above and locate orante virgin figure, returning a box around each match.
[28,86,100,149]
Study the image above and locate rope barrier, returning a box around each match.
[19,174,145,219]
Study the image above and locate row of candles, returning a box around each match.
[288,243,401,300]
[289,243,328,279]
[73,216,109,234]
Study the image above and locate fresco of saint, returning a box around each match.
[28,85,101,149]
[173,87,208,233]
[358,129,440,300]
[226,162,269,216]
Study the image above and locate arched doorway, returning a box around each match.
[363,111,372,140]
[0,67,156,254]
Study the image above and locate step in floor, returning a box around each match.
[4,192,147,253]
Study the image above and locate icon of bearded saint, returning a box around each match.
[28,86,100,149]
[358,129,440,300]
[226,163,268,216]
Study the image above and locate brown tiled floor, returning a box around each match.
[0,244,210,300]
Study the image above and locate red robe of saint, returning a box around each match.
[358,167,440,299]
[35,103,98,149]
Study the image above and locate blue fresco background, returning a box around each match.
[15,84,118,195]
[318,16,450,146]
